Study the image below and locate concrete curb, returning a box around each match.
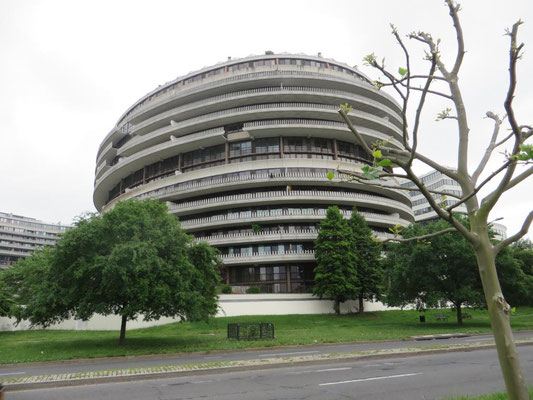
[4,339,533,392]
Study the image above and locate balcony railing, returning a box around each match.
[118,68,392,125]
[220,249,315,264]
[120,102,400,157]
[195,228,399,245]
[195,229,319,245]
[130,86,403,135]
[169,189,412,215]
[137,170,410,203]
[182,209,406,229]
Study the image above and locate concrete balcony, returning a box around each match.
[138,169,411,206]
[169,189,413,219]
[93,127,225,198]
[118,103,402,159]
[182,209,410,232]
[95,160,111,180]
[96,141,118,165]
[195,229,319,246]
[118,68,401,128]
[129,86,403,137]
[220,250,315,265]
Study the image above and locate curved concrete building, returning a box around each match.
[94,53,414,294]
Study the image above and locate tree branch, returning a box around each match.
[382,227,457,243]
[336,168,462,198]
[446,0,466,76]
[408,54,438,167]
[338,108,375,156]
[494,210,533,255]
[471,112,504,184]
[503,164,533,192]
[447,160,511,212]
[480,21,525,215]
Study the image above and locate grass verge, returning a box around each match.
[1,307,532,364]
[440,386,533,399]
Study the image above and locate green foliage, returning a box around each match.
[516,144,533,161]
[436,107,452,121]
[361,165,380,180]
[384,220,533,322]
[388,224,403,236]
[246,286,260,294]
[363,53,377,66]
[377,158,393,167]
[398,66,408,76]
[348,207,383,312]
[384,219,485,324]
[7,199,220,344]
[326,171,335,181]
[372,149,383,159]
[251,223,263,234]
[220,284,232,294]
[339,102,353,113]
[498,241,533,307]
[313,206,359,314]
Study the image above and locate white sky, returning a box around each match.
[0,0,531,239]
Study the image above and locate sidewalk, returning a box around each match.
[3,336,533,392]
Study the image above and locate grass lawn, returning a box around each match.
[1,307,532,364]
[441,386,533,399]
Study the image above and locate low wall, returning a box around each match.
[0,294,392,332]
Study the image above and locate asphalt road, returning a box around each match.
[1,331,532,380]
[7,345,533,400]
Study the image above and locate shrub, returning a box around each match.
[220,285,232,294]
[246,286,261,294]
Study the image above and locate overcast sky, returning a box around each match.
[0,0,532,239]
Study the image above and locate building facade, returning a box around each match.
[94,53,414,294]
[401,170,507,239]
[401,169,467,223]
[0,212,70,268]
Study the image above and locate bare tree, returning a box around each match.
[337,1,533,399]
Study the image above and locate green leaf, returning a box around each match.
[326,171,335,181]
[398,67,407,76]
[372,150,383,159]
[377,159,393,167]
[340,103,353,113]
[361,166,380,180]
[517,144,533,160]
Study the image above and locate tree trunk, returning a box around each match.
[334,299,340,315]
[119,315,127,346]
[456,303,463,326]
[473,226,529,400]
[358,295,364,314]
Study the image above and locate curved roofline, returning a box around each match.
[114,53,373,128]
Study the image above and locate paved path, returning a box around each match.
[1,331,531,381]
[6,344,533,400]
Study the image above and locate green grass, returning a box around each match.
[1,307,532,364]
[441,386,533,399]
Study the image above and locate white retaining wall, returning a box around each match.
[0,294,392,332]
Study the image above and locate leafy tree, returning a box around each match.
[336,2,532,396]
[510,239,533,276]
[313,206,358,315]
[385,220,484,325]
[499,242,533,307]
[386,221,532,324]
[347,207,383,313]
[1,248,61,322]
[8,199,220,345]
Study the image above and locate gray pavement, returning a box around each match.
[1,331,531,380]
[6,344,533,400]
